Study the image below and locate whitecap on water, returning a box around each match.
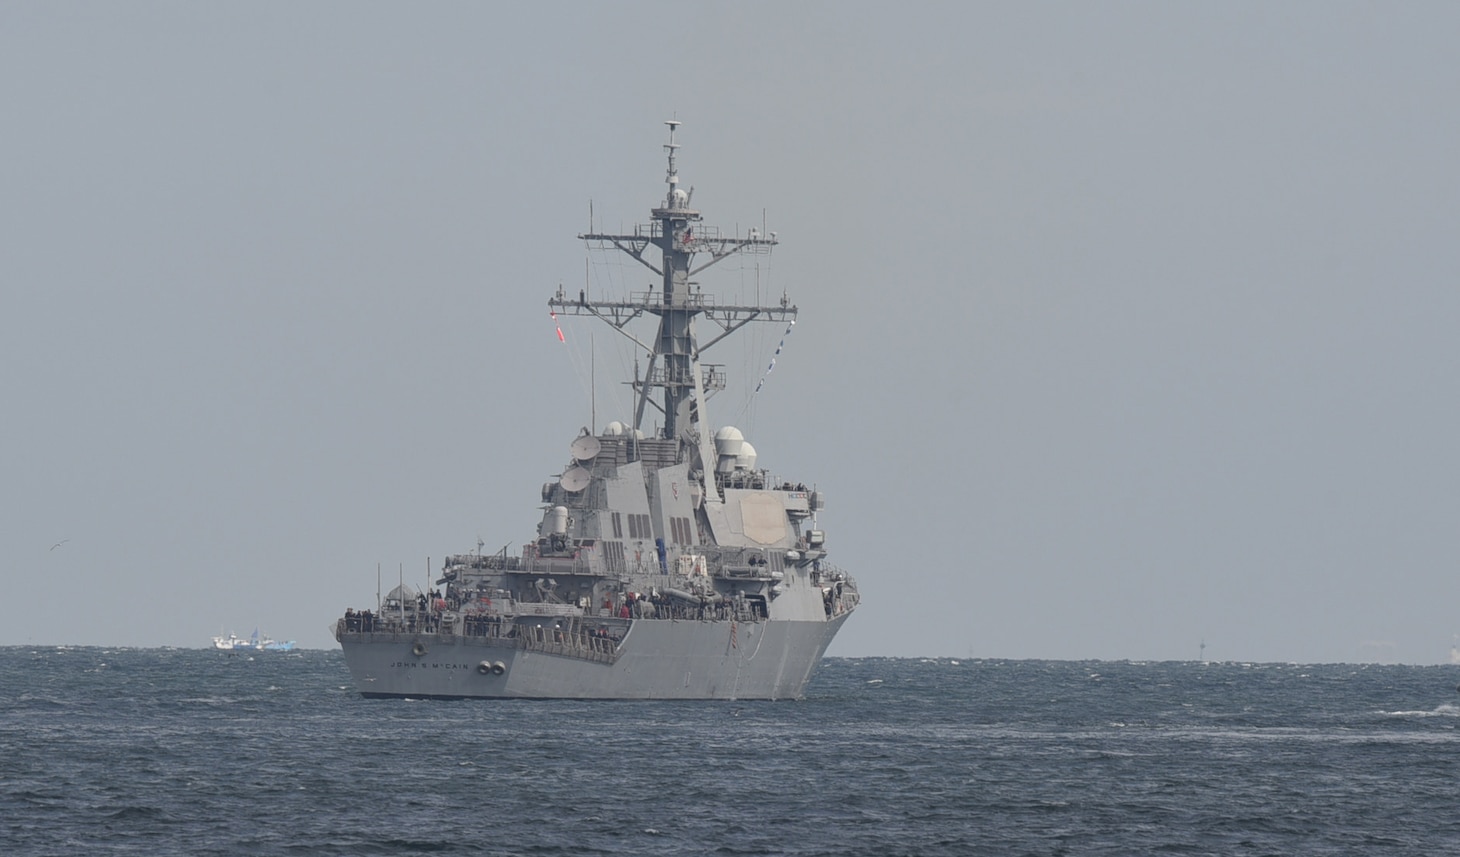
[1382,703,1460,718]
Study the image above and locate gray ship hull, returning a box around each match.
[339,614,849,700]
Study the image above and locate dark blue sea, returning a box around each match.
[3,649,1459,855]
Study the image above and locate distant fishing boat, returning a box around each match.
[211,630,293,651]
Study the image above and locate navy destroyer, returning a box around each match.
[334,122,858,698]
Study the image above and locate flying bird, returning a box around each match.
[50,539,69,551]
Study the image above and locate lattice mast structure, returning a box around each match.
[549,120,795,504]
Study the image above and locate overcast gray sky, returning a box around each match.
[5,2,1459,663]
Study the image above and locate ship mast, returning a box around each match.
[550,121,794,502]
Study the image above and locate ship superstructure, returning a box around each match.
[334,122,858,699]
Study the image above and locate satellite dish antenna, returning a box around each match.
[560,466,592,492]
[570,434,601,462]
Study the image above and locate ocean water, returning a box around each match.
[3,649,1458,856]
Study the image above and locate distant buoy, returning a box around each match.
[412,642,428,657]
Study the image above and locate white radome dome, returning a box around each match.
[714,426,745,457]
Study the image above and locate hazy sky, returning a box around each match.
[5,2,1460,663]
